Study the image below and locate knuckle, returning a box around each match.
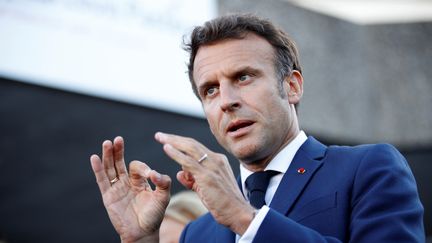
[188,142,201,154]
[184,137,195,146]
[212,154,226,166]
[187,137,197,143]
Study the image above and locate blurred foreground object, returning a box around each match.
[160,191,208,243]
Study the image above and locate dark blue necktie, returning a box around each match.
[245,170,279,208]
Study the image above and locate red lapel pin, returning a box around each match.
[297,167,306,174]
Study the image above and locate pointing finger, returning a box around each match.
[163,144,201,173]
[129,160,152,191]
[155,132,208,161]
[149,170,171,193]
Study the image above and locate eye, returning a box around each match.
[204,86,218,97]
[238,74,251,82]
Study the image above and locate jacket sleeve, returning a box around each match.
[252,144,425,243]
[179,222,190,243]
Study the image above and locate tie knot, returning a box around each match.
[245,170,279,192]
[245,170,279,208]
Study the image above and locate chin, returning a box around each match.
[230,143,262,162]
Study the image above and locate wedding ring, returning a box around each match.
[197,153,208,164]
[110,177,119,185]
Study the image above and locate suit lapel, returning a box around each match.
[269,136,326,215]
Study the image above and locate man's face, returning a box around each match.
[193,33,302,167]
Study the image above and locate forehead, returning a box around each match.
[193,33,276,83]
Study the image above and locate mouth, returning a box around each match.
[226,120,255,134]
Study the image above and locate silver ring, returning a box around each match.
[197,153,208,164]
[110,177,119,185]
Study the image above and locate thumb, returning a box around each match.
[177,170,195,190]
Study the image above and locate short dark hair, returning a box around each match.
[183,13,302,98]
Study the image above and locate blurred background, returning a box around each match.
[0,0,431,242]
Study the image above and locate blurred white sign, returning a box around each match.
[290,0,432,25]
[0,0,216,117]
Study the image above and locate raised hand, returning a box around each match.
[154,132,255,235]
[90,136,171,243]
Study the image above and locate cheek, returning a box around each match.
[259,97,290,129]
[204,108,220,136]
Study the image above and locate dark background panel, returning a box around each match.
[0,77,236,243]
[0,77,430,242]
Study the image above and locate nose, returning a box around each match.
[219,83,241,112]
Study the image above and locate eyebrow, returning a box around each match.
[197,65,263,96]
[197,80,216,97]
[228,66,262,79]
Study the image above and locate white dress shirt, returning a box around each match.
[236,131,307,243]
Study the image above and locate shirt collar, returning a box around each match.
[239,130,308,190]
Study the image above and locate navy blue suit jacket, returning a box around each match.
[180,137,424,242]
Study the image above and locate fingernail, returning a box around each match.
[154,171,162,182]
[164,144,173,150]
[156,132,166,140]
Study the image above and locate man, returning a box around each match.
[90,14,424,242]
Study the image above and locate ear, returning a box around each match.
[284,70,303,104]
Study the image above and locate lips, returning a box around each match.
[226,120,255,134]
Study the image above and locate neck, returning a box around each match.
[241,128,300,172]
